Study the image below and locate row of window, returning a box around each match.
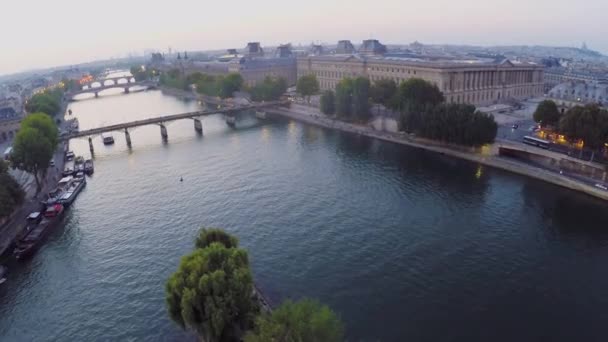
[369,66,418,75]
[448,85,543,104]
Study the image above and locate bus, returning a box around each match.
[523,136,550,149]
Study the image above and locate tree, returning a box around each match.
[559,104,608,153]
[392,78,444,111]
[400,103,497,146]
[218,73,244,99]
[249,77,287,102]
[196,228,239,249]
[320,90,335,115]
[370,79,397,106]
[25,91,62,116]
[335,78,354,118]
[352,77,371,121]
[533,100,561,127]
[166,231,257,342]
[9,113,58,194]
[296,75,319,103]
[244,299,344,342]
[0,161,24,220]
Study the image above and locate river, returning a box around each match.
[2,86,608,341]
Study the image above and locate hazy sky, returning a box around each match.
[1,0,606,75]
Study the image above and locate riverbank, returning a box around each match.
[0,103,69,257]
[267,105,608,201]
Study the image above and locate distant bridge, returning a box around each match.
[66,76,157,99]
[62,101,288,151]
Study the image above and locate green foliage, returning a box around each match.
[335,78,354,118]
[249,77,287,102]
[166,230,257,341]
[352,77,371,121]
[10,113,58,193]
[218,73,244,99]
[26,89,63,116]
[559,104,608,150]
[320,90,335,115]
[196,228,239,249]
[0,161,24,220]
[401,103,497,146]
[533,100,561,127]
[160,71,188,91]
[160,70,244,99]
[334,77,370,121]
[245,299,344,342]
[130,66,154,81]
[392,78,444,111]
[60,78,79,92]
[370,79,397,106]
[296,75,320,102]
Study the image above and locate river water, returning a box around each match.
[2,86,608,341]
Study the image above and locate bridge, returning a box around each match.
[65,77,158,100]
[63,101,288,152]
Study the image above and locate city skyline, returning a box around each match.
[1,0,607,75]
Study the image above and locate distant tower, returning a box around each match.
[582,42,588,50]
[168,47,172,55]
[184,51,188,60]
[177,52,182,60]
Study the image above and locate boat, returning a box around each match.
[14,204,65,260]
[84,159,94,174]
[56,177,86,207]
[65,151,75,161]
[0,265,7,284]
[102,135,115,145]
[46,176,75,205]
[74,156,85,172]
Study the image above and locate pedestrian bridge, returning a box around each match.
[62,101,288,150]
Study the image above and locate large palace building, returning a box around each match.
[297,40,544,107]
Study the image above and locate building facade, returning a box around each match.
[548,81,607,108]
[0,97,23,142]
[544,68,608,92]
[297,53,544,107]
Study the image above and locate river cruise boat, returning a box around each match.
[102,135,115,145]
[14,204,65,260]
[0,265,7,284]
[84,159,94,174]
[57,177,86,207]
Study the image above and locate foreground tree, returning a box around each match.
[533,100,561,127]
[320,90,336,115]
[296,75,319,103]
[195,227,239,249]
[245,299,344,342]
[10,113,58,194]
[166,231,257,341]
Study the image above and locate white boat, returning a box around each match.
[0,265,7,284]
